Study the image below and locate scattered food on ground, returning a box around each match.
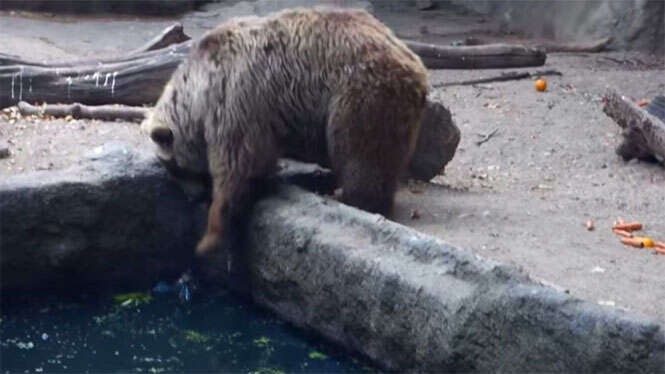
[611,220,664,255]
[612,229,633,238]
[621,237,648,248]
[612,222,643,231]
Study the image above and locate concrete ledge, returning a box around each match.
[247,186,664,372]
[0,143,205,293]
[1,144,663,372]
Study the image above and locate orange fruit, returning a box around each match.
[535,79,547,92]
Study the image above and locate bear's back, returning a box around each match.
[195,7,427,90]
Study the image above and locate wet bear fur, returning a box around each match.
[142,7,429,256]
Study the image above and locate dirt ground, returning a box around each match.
[0,3,663,322]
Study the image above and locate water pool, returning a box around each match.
[1,290,374,373]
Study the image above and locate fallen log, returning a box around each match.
[603,90,665,164]
[1,22,547,108]
[403,41,546,69]
[0,40,193,109]
[536,37,613,53]
[17,101,149,121]
[129,22,191,55]
[462,36,612,53]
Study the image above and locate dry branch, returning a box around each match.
[603,90,665,164]
[434,69,562,87]
[17,101,149,121]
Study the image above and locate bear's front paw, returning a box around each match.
[196,233,222,257]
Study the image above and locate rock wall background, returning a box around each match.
[438,0,664,54]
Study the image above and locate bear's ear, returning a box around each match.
[150,126,174,147]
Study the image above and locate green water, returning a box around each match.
[0,291,374,373]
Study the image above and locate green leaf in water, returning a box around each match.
[253,336,270,348]
[248,368,285,374]
[183,329,211,344]
[113,292,152,306]
[308,351,328,360]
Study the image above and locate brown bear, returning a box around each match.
[142,7,429,256]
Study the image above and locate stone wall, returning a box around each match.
[380,0,664,54]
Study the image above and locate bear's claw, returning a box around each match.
[196,233,222,257]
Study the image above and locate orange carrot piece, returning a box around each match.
[637,237,655,248]
[612,229,633,238]
[621,237,644,248]
[612,222,643,231]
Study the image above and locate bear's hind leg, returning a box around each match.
[338,159,399,216]
[327,91,422,217]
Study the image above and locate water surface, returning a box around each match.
[1,290,373,373]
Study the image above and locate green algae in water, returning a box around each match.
[309,351,328,360]
[0,292,374,373]
[113,292,153,306]
[182,329,211,344]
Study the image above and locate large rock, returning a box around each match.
[408,97,460,181]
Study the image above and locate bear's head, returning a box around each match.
[141,111,174,162]
[141,110,212,201]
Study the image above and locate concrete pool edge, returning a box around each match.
[1,143,663,372]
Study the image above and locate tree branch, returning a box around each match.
[434,69,562,87]
[17,101,149,121]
